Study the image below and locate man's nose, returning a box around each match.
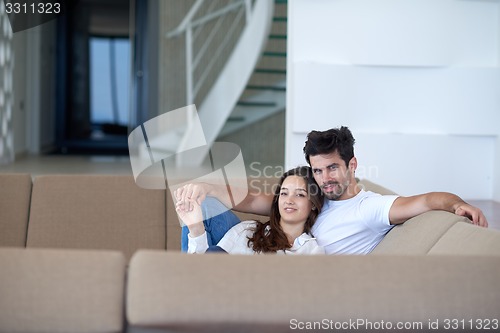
[321,171,332,183]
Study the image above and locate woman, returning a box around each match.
[176,166,325,254]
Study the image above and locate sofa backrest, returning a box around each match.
[26,175,167,261]
[127,250,500,332]
[166,189,182,251]
[0,173,32,247]
[0,248,126,333]
[357,178,398,195]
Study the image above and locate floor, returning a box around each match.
[1,154,499,230]
[0,154,133,177]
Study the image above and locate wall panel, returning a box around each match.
[287,0,500,200]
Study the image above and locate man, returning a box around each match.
[175,126,487,254]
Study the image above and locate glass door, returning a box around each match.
[55,0,133,154]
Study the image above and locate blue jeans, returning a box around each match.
[181,197,241,252]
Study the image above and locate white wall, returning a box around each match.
[11,22,56,156]
[287,0,500,201]
[12,29,27,156]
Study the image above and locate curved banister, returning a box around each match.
[128,0,275,180]
[166,0,250,134]
[165,0,204,39]
[178,0,274,166]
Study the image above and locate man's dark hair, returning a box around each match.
[303,126,355,167]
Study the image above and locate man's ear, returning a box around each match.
[349,157,357,172]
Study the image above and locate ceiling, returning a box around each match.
[81,0,130,37]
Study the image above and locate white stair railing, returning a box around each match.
[166,0,273,167]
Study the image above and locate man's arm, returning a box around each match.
[174,182,274,216]
[389,192,488,227]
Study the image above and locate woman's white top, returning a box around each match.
[187,221,325,255]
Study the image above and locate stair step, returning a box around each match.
[263,51,287,57]
[237,101,277,107]
[228,116,245,122]
[246,85,286,92]
[254,68,286,74]
[273,17,287,22]
[269,34,286,40]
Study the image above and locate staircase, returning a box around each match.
[129,0,287,181]
[218,0,287,138]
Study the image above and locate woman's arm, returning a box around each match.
[176,201,209,253]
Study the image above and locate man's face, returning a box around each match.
[309,152,356,201]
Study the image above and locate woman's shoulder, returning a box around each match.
[288,233,325,254]
[229,220,259,233]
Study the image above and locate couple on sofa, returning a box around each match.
[175,126,488,255]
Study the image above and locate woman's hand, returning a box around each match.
[174,183,209,212]
[176,200,205,237]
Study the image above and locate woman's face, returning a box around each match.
[278,175,313,225]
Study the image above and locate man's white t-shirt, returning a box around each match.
[312,190,399,255]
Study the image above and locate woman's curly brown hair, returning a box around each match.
[247,166,323,253]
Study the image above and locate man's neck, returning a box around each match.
[335,182,361,201]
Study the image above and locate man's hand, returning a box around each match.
[453,202,488,228]
[174,181,274,217]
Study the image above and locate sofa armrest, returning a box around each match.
[372,211,472,255]
[429,222,500,255]
[0,248,126,333]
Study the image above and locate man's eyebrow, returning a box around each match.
[313,163,339,171]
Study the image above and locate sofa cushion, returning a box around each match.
[371,211,471,255]
[0,173,32,247]
[127,250,500,332]
[26,175,166,261]
[428,222,500,255]
[0,248,125,333]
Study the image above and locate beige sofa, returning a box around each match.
[1,173,499,333]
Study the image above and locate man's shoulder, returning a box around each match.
[344,189,384,204]
[359,189,401,201]
[358,189,379,198]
